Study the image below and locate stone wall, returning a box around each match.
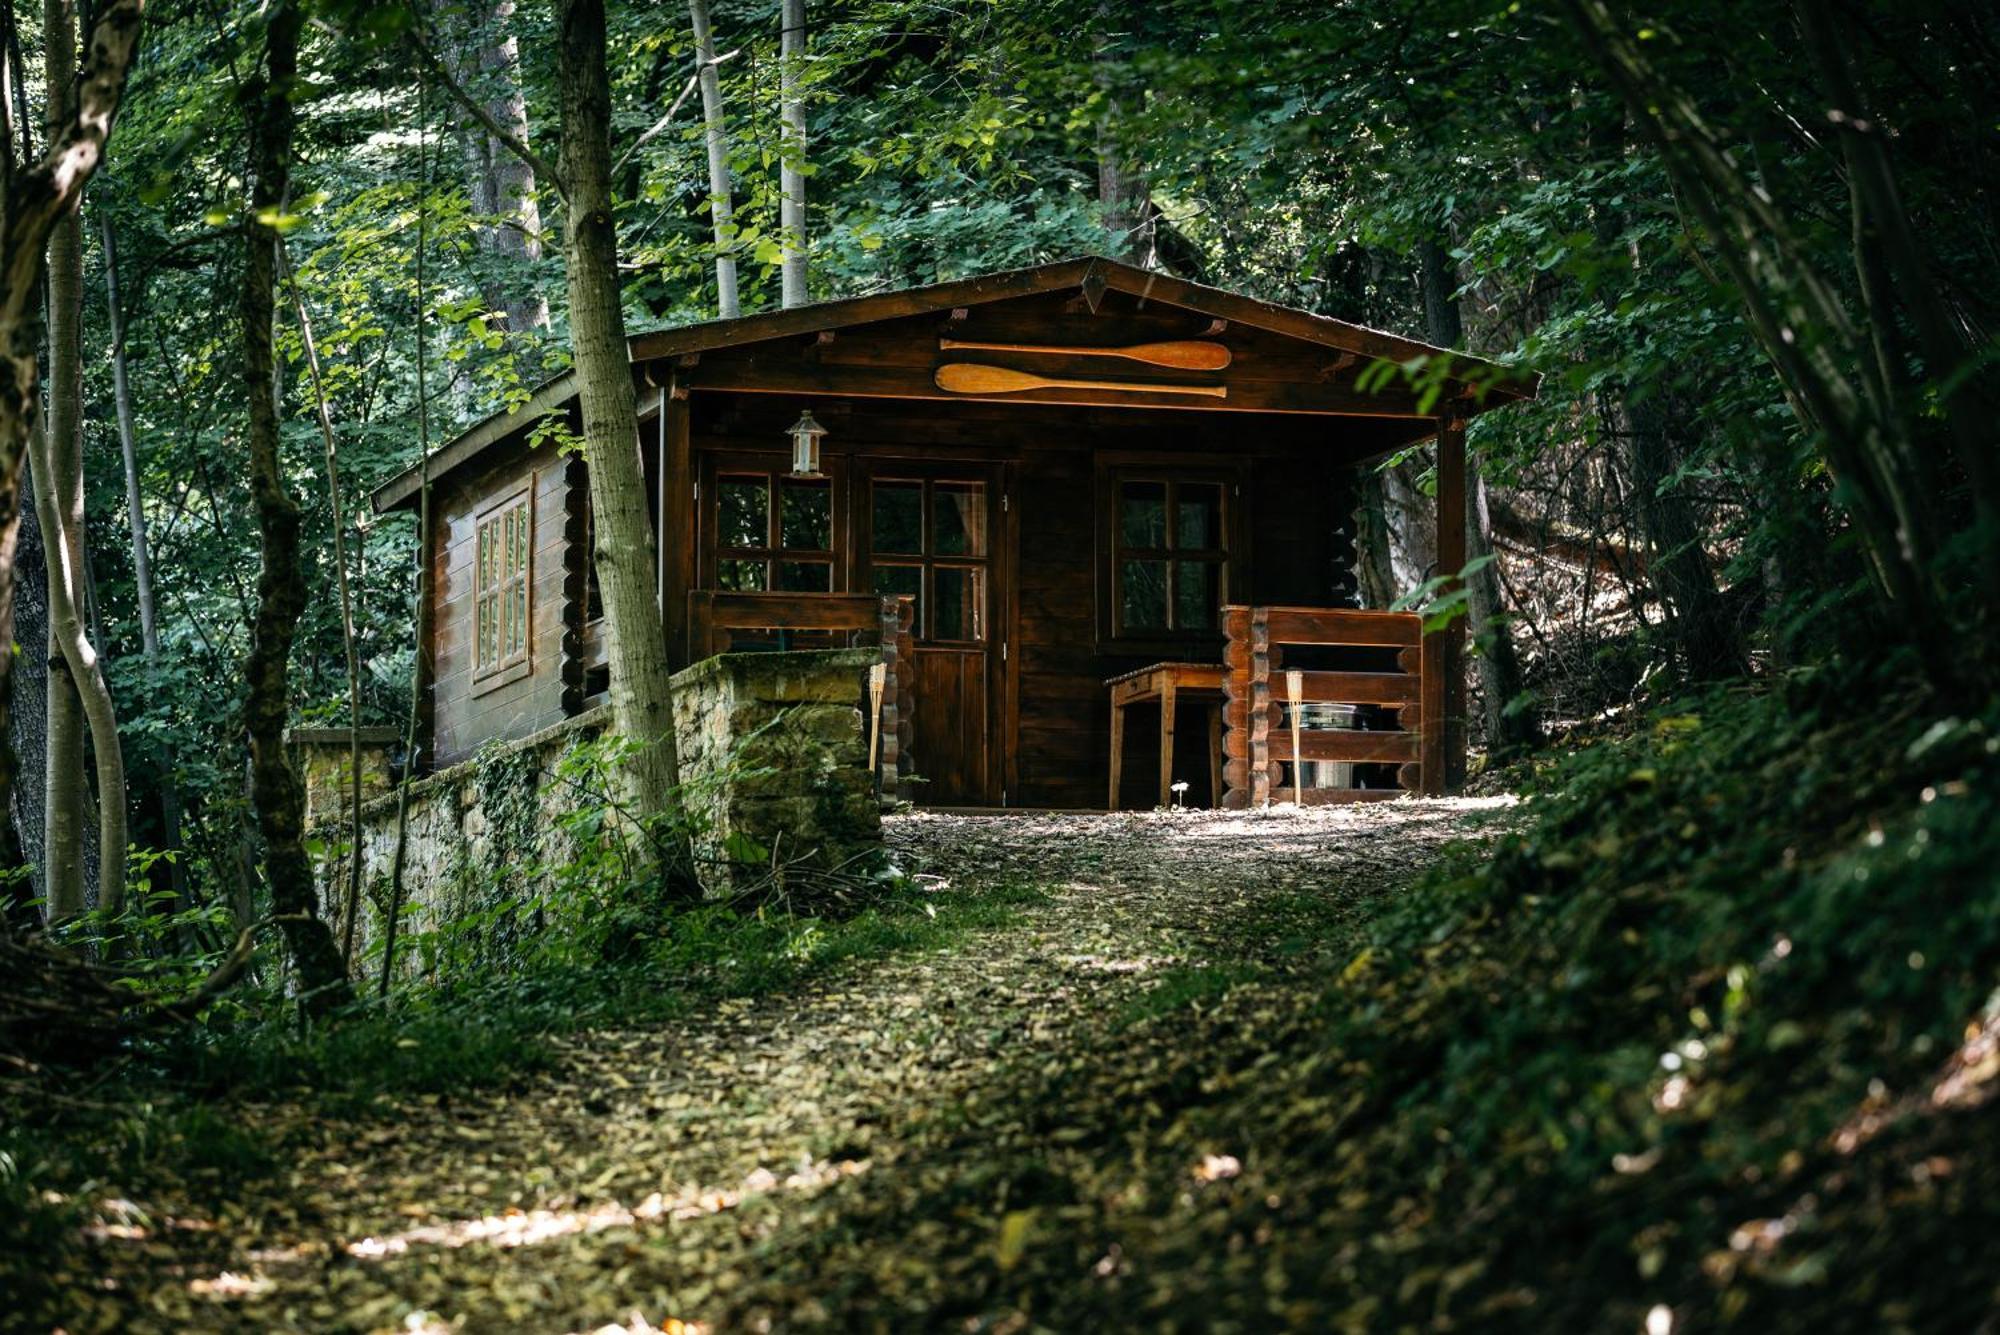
[319,648,884,974]
[672,648,883,896]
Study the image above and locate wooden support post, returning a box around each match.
[1420,418,1468,795]
[661,378,694,669]
[1286,667,1304,806]
[1108,695,1125,810]
[1158,680,1177,808]
[1207,704,1223,809]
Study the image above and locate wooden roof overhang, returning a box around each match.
[372,255,1535,513]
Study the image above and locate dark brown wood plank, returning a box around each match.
[1260,607,1422,647]
[1268,730,1420,763]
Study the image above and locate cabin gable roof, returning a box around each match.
[373,255,1534,513]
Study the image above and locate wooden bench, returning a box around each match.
[1105,661,1226,809]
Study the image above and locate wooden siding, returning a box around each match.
[429,439,572,767]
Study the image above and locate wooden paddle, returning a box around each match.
[938,337,1232,370]
[934,363,1227,399]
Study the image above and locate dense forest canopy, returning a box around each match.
[0,0,1980,914]
[2,0,1997,1327]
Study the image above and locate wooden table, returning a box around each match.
[1106,661,1226,809]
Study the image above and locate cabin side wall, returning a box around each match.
[429,437,573,767]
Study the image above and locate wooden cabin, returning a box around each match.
[370,257,1532,810]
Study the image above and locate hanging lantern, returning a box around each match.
[787,408,827,478]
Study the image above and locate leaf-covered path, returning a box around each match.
[60,800,1503,1333]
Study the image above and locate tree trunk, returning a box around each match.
[39,0,127,914]
[1093,10,1153,267]
[1383,458,1437,590]
[240,0,353,1013]
[777,0,808,308]
[11,463,47,917]
[434,0,549,337]
[557,0,702,898]
[1420,235,1537,753]
[1621,389,1745,679]
[1357,469,1397,609]
[103,213,184,893]
[0,0,140,891]
[689,0,738,317]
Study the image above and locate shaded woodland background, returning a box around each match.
[3,2,1999,1330]
[6,0,1990,925]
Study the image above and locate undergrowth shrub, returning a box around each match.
[718,655,2000,1332]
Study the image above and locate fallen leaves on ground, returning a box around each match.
[39,800,1492,1334]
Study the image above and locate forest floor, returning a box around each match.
[43,798,1506,1334]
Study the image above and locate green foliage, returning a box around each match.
[710,660,2000,1329]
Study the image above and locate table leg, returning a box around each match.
[1208,702,1223,808]
[1108,696,1125,811]
[1159,682,1178,808]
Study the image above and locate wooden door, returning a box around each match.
[857,462,1004,805]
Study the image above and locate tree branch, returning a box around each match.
[406,25,565,200]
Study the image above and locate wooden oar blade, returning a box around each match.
[1126,340,1232,371]
[935,363,1228,399]
[935,363,1044,394]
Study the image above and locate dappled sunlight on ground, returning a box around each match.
[54,800,1500,1333]
[344,1156,868,1258]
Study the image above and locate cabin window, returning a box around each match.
[1110,473,1229,637]
[714,471,835,592]
[869,477,987,643]
[473,482,533,687]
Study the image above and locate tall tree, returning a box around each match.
[777,0,807,307]
[434,0,548,338]
[1421,234,1538,754]
[238,0,354,1012]
[101,213,183,889]
[0,0,142,883]
[557,0,701,895]
[37,0,129,916]
[688,0,738,317]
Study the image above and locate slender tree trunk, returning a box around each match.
[1420,235,1537,753]
[689,0,738,317]
[0,0,140,887]
[1092,9,1153,267]
[10,463,47,916]
[239,0,353,1013]
[777,0,807,308]
[384,81,436,996]
[100,213,185,905]
[434,0,548,337]
[1622,390,1745,678]
[1383,458,1437,589]
[40,0,127,912]
[279,246,367,964]
[1357,469,1397,609]
[557,0,702,898]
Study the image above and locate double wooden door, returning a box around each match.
[856,460,1005,806]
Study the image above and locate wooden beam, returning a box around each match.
[1438,418,1468,791]
[1420,417,1468,795]
[661,380,694,668]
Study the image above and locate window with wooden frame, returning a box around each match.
[1104,467,1235,642]
[712,470,836,593]
[867,476,988,643]
[473,481,533,689]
